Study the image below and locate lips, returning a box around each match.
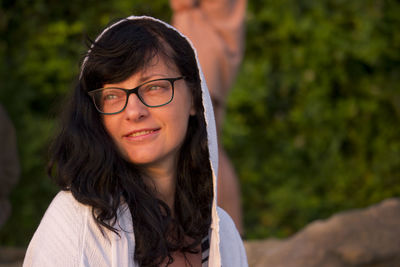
[124,128,160,138]
[128,130,155,137]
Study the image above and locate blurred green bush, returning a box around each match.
[0,0,399,245]
[225,0,400,239]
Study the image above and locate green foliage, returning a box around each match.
[0,0,170,246]
[0,0,399,246]
[224,0,400,239]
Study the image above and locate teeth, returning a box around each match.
[128,130,154,137]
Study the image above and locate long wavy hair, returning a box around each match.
[48,18,213,267]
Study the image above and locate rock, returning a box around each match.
[244,198,400,267]
[2,199,400,266]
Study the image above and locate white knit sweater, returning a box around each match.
[23,191,247,266]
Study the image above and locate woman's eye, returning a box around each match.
[104,94,117,100]
[144,82,169,93]
[102,90,124,101]
[149,85,161,91]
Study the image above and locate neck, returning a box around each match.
[141,161,177,213]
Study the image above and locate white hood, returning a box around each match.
[81,15,222,266]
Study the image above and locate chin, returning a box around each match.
[126,156,155,165]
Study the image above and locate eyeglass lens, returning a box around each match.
[92,79,174,114]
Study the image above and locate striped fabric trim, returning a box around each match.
[201,235,210,266]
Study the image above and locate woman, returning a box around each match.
[23,16,247,267]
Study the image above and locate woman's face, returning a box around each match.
[102,56,195,175]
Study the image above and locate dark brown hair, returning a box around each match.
[48,18,213,267]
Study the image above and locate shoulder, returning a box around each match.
[217,207,242,241]
[38,191,90,232]
[24,191,137,267]
[217,207,236,229]
[32,190,89,234]
[49,190,89,216]
[23,191,91,267]
[217,207,248,267]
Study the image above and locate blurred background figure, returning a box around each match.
[171,0,247,234]
[0,104,20,229]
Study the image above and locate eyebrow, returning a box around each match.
[103,72,178,88]
[137,73,169,83]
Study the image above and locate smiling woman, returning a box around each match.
[22,16,247,267]
[102,57,195,171]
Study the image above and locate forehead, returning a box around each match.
[103,54,180,88]
[136,54,179,78]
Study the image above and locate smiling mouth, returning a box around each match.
[127,129,158,137]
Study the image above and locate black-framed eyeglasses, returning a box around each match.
[88,77,184,115]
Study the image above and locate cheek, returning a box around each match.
[166,107,191,144]
[102,117,130,158]
[102,116,119,141]
[102,117,112,134]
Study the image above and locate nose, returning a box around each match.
[124,93,149,121]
